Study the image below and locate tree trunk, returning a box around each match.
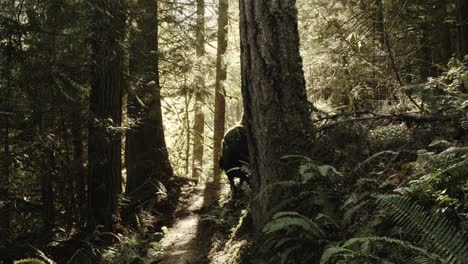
[191,0,206,180]
[0,34,13,241]
[456,0,468,59]
[125,0,173,204]
[87,0,126,232]
[436,0,451,65]
[185,92,191,176]
[213,0,229,183]
[71,106,86,228]
[375,0,385,48]
[239,0,314,232]
[1,115,10,240]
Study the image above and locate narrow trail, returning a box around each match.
[158,183,229,264]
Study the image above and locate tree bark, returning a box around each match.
[213,0,229,183]
[456,0,468,59]
[191,0,206,180]
[239,0,314,232]
[0,33,13,241]
[87,0,126,232]
[125,0,173,204]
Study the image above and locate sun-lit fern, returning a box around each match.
[377,195,468,263]
[321,236,446,264]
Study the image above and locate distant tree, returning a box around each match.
[213,0,229,183]
[239,0,314,231]
[192,0,206,180]
[87,0,127,231]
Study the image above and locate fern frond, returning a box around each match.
[263,211,325,239]
[321,236,445,264]
[377,195,468,263]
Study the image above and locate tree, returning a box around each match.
[213,0,229,183]
[0,29,13,241]
[125,0,173,206]
[456,0,468,60]
[87,0,127,231]
[191,0,206,180]
[239,0,314,231]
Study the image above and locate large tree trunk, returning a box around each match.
[87,0,126,232]
[125,0,173,204]
[191,0,206,180]
[212,0,229,183]
[239,0,314,232]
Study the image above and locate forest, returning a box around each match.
[0,0,467,263]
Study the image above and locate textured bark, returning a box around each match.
[213,0,229,183]
[239,0,314,232]
[191,0,206,180]
[125,0,173,203]
[87,0,126,231]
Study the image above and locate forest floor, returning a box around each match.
[158,182,230,264]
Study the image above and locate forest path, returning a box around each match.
[158,182,229,264]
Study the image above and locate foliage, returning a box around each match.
[378,195,468,263]
[13,259,46,264]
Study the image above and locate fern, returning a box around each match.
[377,195,468,263]
[263,211,325,239]
[321,237,447,264]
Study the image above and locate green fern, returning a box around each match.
[321,236,445,264]
[377,195,468,263]
[263,211,325,239]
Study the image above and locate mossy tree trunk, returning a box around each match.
[239,0,314,232]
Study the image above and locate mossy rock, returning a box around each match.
[14,258,46,264]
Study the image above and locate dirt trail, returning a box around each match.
[158,183,228,264]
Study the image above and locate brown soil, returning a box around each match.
[158,183,229,264]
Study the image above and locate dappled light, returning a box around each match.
[0,0,467,263]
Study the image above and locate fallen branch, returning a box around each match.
[315,113,453,134]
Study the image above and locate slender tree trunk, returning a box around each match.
[87,0,126,232]
[1,115,10,240]
[71,107,86,228]
[185,92,191,176]
[213,0,229,183]
[125,0,173,204]
[239,0,314,232]
[191,0,206,180]
[375,0,385,48]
